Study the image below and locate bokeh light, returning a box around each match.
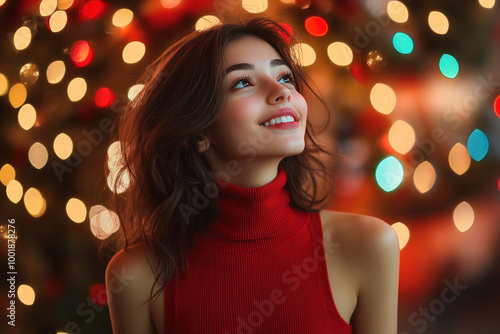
[79,0,107,21]
[478,0,495,8]
[107,169,130,194]
[0,164,16,186]
[428,11,449,34]
[242,0,268,13]
[0,0,6,6]
[19,63,40,85]
[9,83,27,108]
[89,283,108,306]
[467,128,489,162]
[18,104,37,130]
[66,198,87,223]
[393,32,414,54]
[439,54,459,79]
[449,143,471,175]
[57,0,74,10]
[28,142,49,169]
[89,205,120,240]
[128,84,144,100]
[305,16,328,37]
[67,77,87,102]
[413,161,436,194]
[39,0,57,17]
[370,83,397,114]
[24,187,46,217]
[46,60,66,84]
[391,222,410,250]
[494,95,500,118]
[13,26,32,50]
[195,15,221,31]
[112,8,133,27]
[107,141,124,172]
[366,50,385,72]
[375,156,404,192]
[18,284,36,306]
[161,0,182,8]
[48,10,68,33]
[53,133,73,160]
[122,41,146,64]
[291,43,316,66]
[387,1,409,23]
[327,42,353,66]
[453,201,474,232]
[388,120,415,154]
[70,40,93,67]
[95,87,115,108]
[6,179,23,204]
[0,73,8,96]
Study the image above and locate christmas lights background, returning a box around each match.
[0,0,499,333]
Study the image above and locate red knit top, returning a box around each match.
[164,168,352,333]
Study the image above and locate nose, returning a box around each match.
[267,82,291,105]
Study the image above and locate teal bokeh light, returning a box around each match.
[439,54,459,79]
[467,129,489,162]
[393,32,414,54]
[375,156,404,192]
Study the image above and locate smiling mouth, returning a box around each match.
[259,115,296,127]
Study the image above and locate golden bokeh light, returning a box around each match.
[161,0,182,8]
[195,15,221,31]
[291,43,316,66]
[453,201,474,232]
[128,84,144,100]
[89,205,121,240]
[428,11,449,35]
[67,77,87,102]
[242,0,268,13]
[40,0,57,16]
[46,60,66,84]
[49,10,68,33]
[57,0,74,10]
[122,41,146,64]
[107,141,124,172]
[24,187,46,217]
[9,83,27,109]
[6,179,23,204]
[448,143,471,175]
[0,0,6,6]
[66,198,87,223]
[388,120,415,154]
[18,104,37,130]
[107,169,130,194]
[53,133,73,159]
[13,26,32,50]
[0,73,9,96]
[413,161,436,194]
[479,0,495,8]
[28,142,49,169]
[387,1,409,23]
[19,63,40,85]
[391,222,410,250]
[327,42,353,66]
[18,284,35,306]
[112,8,133,27]
[370,83,397,114]
[0,164,16,186]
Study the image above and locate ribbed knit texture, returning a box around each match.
[165,168,352,333]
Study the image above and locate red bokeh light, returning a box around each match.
[79,0,108,21]
[494,95,500,118]
[70,41,94,67]
[89,283,107,306]
[95,87,115,108]
[305,16,328,37]
[498,177,500,192]
[277,22,293,43]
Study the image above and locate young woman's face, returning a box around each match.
[203,35,308,167]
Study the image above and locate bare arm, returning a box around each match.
[106,244,163,334]
[350,217,400,334]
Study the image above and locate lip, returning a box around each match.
[259,108,299,125]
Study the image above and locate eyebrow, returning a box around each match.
[224,59,289,75]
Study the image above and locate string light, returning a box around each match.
[478,0,495,8]
[67,77,87,102]
[53,133,73,159]
[304,16,328,37]
[66,198,87,223]
[70,41,93,67]
[388,120,415,154]
[453,201,474,232]
[13,26,32,50]
[112,8,134,28]
[370,83,397,114]
[391,222,410,249]
[6,179,23,204]
[0,164,16,186]
[49,10,68,33]
[467,129,489,162]
[94,87,115,108]
[393,32,414,54]
[18,285,36,306]
[291,43,316,66]
[18,104,37,130]
[375,156,404,192]
[387,1,409,23]
[9,83,27,109]
[0,73,8,96]
[28,142,49,169]
[413,161,436,194]
[46,60,66,84]
[439,54,459,79]
[327,42,353,66]
[449,143,471,175]
[39,0,58,17]
[161,0,182,9]
[79,0,108,21]
[428,11,449,35]
[122,41,146,64]
[24,187,46,217]
[57,0,74,10]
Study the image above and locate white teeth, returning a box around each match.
[260,115,297,126]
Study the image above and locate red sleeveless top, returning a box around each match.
[164,168,352,333]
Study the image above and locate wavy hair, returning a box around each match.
[102,17,333,302]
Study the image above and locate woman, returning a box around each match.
[104,17,399,334]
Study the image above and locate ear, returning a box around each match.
[197,134,210,153]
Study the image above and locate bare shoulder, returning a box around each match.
[319,210,399,258]
[106,243,163,334]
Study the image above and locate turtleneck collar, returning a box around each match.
[191,167,309,254]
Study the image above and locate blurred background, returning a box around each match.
[0,0,499,333]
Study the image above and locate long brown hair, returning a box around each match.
[103,17,333,301]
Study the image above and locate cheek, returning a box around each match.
[219,98,258,126]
